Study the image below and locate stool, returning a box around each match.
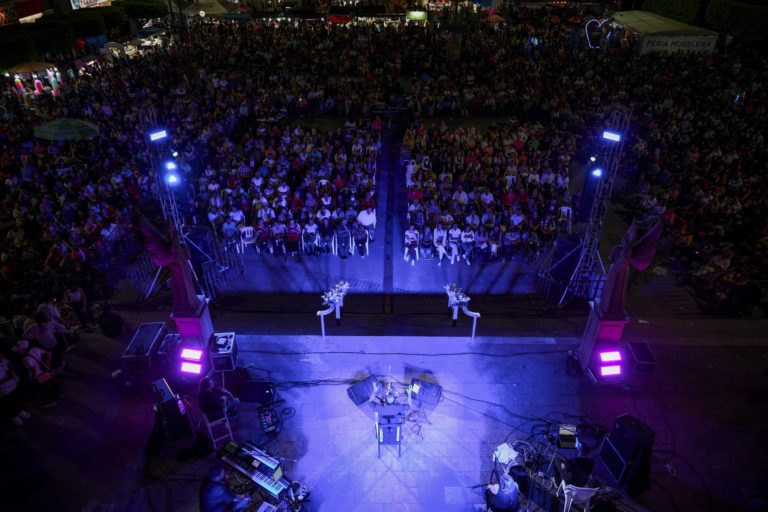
[204,414,234,449]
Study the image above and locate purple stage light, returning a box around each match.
[180,362,202,374]
[180,348,203,361]
[600,365,622,377]
[599,351,622,363]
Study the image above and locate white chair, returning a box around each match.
[556,480,600,512]
[203,413,234,450]
[301,228,319,254]
[239,226,256,253]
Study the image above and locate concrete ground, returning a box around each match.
[3,123,768,512]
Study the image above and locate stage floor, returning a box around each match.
[6,331,764,512]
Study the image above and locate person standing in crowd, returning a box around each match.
[0,353,31,426]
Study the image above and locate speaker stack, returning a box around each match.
[598,414,654,495]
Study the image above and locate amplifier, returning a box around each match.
[210,332,238,372]
[410,378,442,406]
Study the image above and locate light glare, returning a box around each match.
[602,130,622,142]
[149,130,167,142]
[180,348,203,361]
[599,351,622,362]
[180,362,202,374]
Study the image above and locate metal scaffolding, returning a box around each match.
[559,109,632,306]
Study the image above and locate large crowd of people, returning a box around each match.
[401,119,576,266]
[2,4,768,426]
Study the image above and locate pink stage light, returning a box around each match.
[600,365,622,377]
[599,351,622,363]
[180,348,204,361]
[180,362,202,374]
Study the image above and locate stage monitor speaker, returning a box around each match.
[347,375,379,406]
[240,381,275,405]
[599,414,654,495]
[410,378,443,406]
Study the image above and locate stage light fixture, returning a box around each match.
[180,348,203,361]
[588,348,624,383]
[599,351,622,362]
[591,168,604,178]
[601,365,622,377]
[589,156,597,162]
[149,129,168,142]
[172,151,179,157]
[180,362,202,374]
[602,130,622,142]
[165,173,179,185]
[164,161,177,171]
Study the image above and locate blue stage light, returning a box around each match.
[165,173,179,185]
[592,168,603,178]
[602,130,621,142]
[165,161,177,171]
[149,129,168,142]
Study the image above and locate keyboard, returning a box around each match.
[220,454,287,499]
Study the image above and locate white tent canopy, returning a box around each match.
[612,10,718,54]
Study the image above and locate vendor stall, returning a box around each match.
[611,10,717,54]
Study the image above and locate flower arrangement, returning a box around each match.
[322,280,350,306]
[444,283,470,308]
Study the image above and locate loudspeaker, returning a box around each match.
[347,375,379,406]
[410,378,443,406]
[599,414,654,495]
[240,381,275,405]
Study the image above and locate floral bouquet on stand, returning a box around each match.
[444,283,470,308]
[322,280,350,306]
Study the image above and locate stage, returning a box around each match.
[4,327,768,512]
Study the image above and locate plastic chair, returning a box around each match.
[301,228,319,254]
[556,480,600,512]
[203,413,234,450]
[239,226,256,253]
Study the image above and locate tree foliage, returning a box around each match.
[121,0,169,19]
[706,0,768,48]
[642,0,709,25]
[0,32,36,68]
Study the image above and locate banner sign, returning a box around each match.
[70,0,105,9]
[640,35,716,54]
